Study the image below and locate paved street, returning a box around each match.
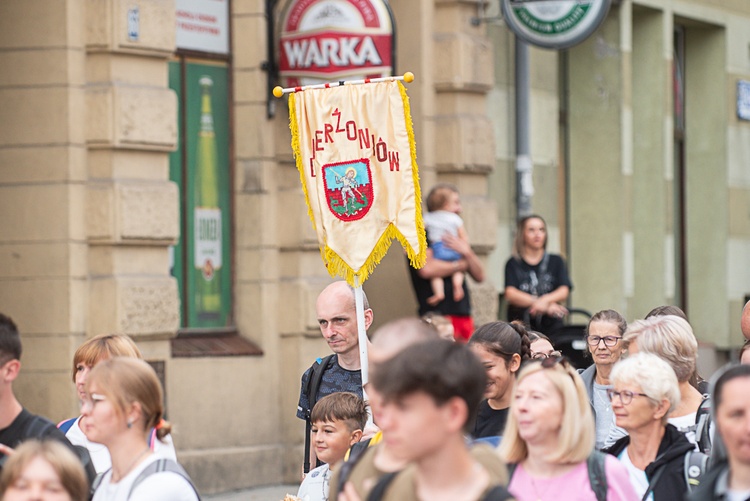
[204,485,299,501]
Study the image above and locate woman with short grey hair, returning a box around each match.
[604,353,699,500]
[623,314,705,447]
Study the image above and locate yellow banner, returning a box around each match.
[288,81,426,286]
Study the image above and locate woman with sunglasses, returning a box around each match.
[83,358,199,501]
[499,356,636,501]
[604,353,700,500]
[528,331,560,360]
[468,321,531,443]
[579,310,628,450]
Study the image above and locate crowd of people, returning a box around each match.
[0,315,199,501]
[292,279,750,501]
[0,181,749,501]
[289,188,750,501]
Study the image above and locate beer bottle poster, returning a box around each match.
[169,62,232,328]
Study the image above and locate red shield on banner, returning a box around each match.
[322,159,374,222]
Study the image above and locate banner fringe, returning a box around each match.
[322,223,425,286]
[289,94,318,228]
[398,81,427,268]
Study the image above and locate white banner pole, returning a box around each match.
[353,279,373,426]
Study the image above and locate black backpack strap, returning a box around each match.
[586,451,608,501]
[303,354,336,473]
[127,458,201,500]
[24,415,56,439]
[337,438,372,494]
[482,485,514,501]
[641,460,668,501]
[90,469,109,498]
[684,450,710,492]
[366,471,398,501]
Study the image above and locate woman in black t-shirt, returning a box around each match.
[468,321,531,442]
[504,214,572,335]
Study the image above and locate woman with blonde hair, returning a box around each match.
[84,357,199,500]
[59,334,176,473]
[623,315,705,448]
[499,357,636,501]
[0,440,89,501]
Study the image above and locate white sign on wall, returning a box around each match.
[739,80,750,121]
[176,0,229,54]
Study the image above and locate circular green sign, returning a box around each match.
[501,0,612,49]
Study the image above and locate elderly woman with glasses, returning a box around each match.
[578,310,628,449]
[604,353,701,500]
[500,356,636,501]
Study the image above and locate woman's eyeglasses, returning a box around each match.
[531,350,562,360]
[586,335,622,347]
[606,389,652,405]
[540,355,571,369]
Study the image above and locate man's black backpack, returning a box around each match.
[302,354,336,474]
[5,415,97,485]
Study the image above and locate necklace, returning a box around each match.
[112,446,151,482]
[528,475,549,501]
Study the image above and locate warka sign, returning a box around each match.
[278,0,395,87]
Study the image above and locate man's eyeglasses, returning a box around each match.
[586,335,622,347]
[531,350,562,360]
[606,389,652,405]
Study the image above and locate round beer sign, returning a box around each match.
[501,0,612,49]
[278,0,395,87]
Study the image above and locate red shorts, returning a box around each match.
[446,315,474,343]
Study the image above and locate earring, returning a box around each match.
[127,420,133,429]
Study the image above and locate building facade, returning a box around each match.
[0,0,748,493]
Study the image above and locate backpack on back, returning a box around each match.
[302,354,336,473]
[694,395,712,455]
[91,458,201,500]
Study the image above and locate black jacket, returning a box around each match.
[687,461,750,501]
[604,423,694,500]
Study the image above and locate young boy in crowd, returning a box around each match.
[422,184,468,306]
[338,339,512,501]
[297,392,368,501]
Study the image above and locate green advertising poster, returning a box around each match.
[169,61,232,328]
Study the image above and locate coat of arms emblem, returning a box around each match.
[323,160,374,221]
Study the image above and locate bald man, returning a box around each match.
[297,282,373,472]
[742,300,750,340]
